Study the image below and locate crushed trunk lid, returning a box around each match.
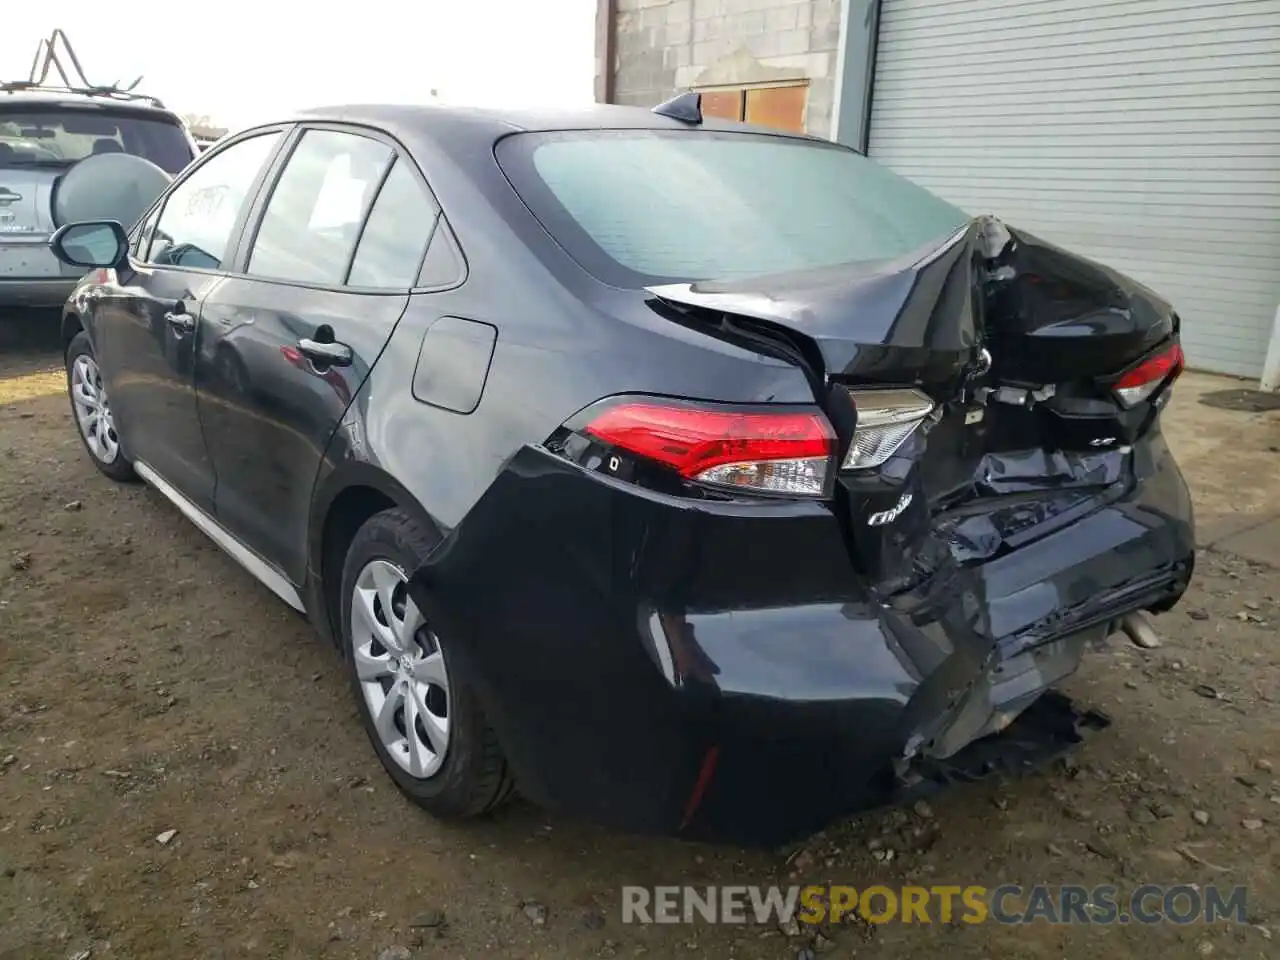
[647,214,1190,761]
[647,215,1175,383]
[645,214,1183,504]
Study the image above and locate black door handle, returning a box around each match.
[297,338,353,367]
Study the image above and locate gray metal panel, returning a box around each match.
[868,0,1280,378]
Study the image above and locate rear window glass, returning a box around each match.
[0,108,192,173]
[496,130,969,287]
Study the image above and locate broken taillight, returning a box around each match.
[842,388,936,470]
[582,399,836,497]
[1113,342,1184,408]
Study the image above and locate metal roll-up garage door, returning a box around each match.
[868,0,1280,379]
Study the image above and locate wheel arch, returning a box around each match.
[308,461,444,651]
[60,310,84,357]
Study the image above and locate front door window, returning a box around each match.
[146,131,283,270]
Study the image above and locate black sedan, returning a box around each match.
[48,96,1194,843]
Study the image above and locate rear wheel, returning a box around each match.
[339,508,514,817]
[66,331,135,482]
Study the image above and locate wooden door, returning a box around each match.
[699,89,744,122]
[744,85,807,133]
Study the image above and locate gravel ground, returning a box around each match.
[1,315,1277,960]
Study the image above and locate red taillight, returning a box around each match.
[582,401,836,497]
[1114,342,1184,408]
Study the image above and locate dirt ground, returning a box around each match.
[0,315,1277,960]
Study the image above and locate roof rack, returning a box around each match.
[1,28,166,109]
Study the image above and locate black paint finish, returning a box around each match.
[195,277,405,584]
[93,262,222,511]
[59,102,1196,842]
[404,428,1190,843]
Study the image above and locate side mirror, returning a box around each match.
[49,220,129,269]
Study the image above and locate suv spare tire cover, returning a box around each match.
[53,154,171,229]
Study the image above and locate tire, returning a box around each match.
[65,330,136,482]
[339,508,514,818]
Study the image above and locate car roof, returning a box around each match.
[290,101,823,143]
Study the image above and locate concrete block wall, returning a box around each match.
[605,0,843,138]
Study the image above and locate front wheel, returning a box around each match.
[66,330,135,482]
[339,508,514,818]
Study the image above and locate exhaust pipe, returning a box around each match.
[1118,610,1161,649]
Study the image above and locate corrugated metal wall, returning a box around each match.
[868,0,1280,379]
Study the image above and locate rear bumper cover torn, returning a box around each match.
[894,688,1111,805]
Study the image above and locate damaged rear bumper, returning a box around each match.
[408,430,1193,844]
[893,689,1112,807]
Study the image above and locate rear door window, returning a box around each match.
[246,129,393,286]
[145,131,282,270]
[347,158,439,289]
[495,130,969,287]
[0,108,193,173]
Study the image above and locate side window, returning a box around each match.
[347,158,439,289]
[417,216,465,288]
[247,129,392,285]
[146,132,282,270]
[134,204,161,259]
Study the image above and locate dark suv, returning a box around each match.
[1,41,196,310]
[45,98,1195,843]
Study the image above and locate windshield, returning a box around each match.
[0,108,193,173]
[496,129,970,287]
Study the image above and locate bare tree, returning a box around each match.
[182,113,228,141]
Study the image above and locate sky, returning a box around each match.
[4,1,597,129]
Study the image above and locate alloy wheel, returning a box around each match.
[70,355,120,464]
[350,559,451,779]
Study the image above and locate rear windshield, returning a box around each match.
[496,129,970,287]
[0,107,193,173]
